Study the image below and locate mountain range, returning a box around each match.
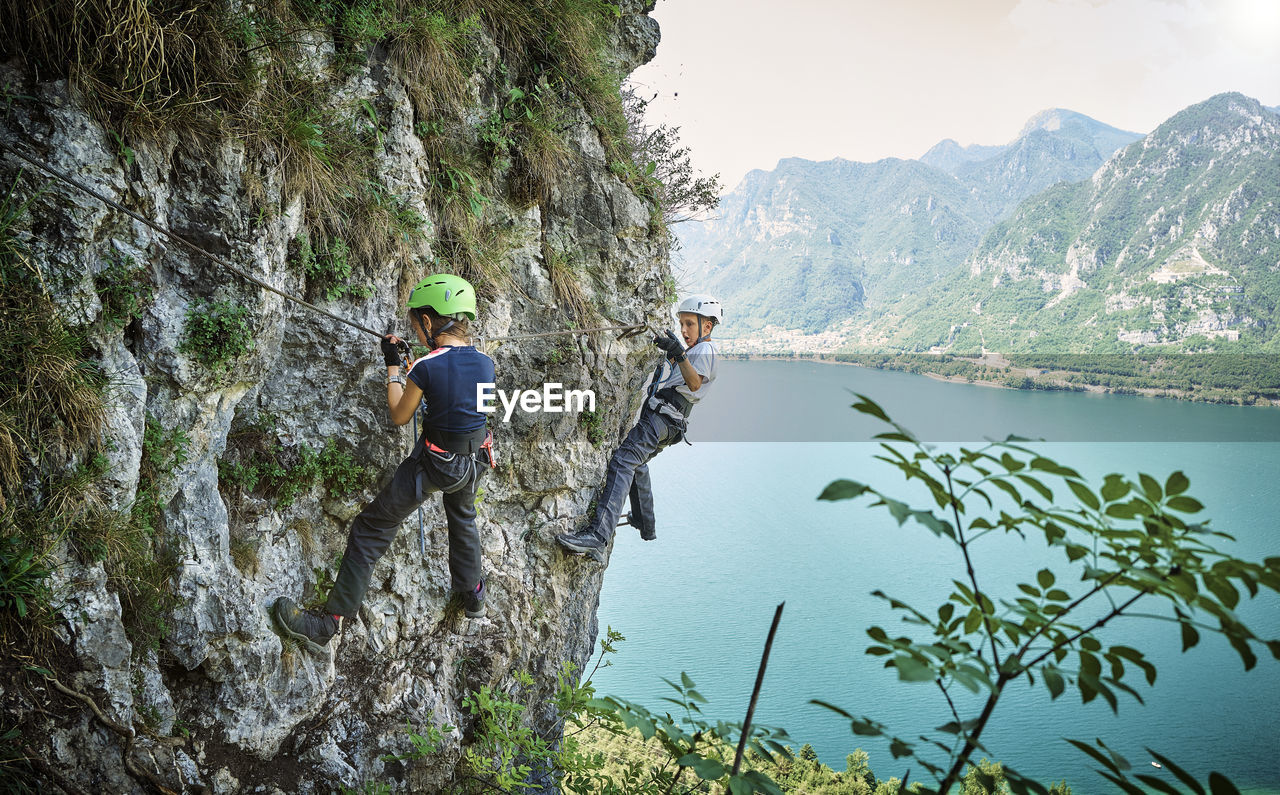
[679,93,1280,354]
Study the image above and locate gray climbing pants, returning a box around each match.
[586,409,679,542]
[326,439,484,618]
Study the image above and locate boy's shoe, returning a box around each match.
[619,514,655,540]
[618,513,656,541]
[555,530,606,563]
[272,597,339,655]
[464,581,486,618]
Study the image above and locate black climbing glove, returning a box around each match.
[380,335,403,367]
[654,331,686,363]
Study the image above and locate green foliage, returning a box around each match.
[815,394,1279,793]
[591,671,792,794]
[0,175,108,504]
[620,86,721,225]
[578,408,606,446]
[94,252,153,331]
[292,234,373,303]
[462,672,556,790]
[180,298,254,373]
[382,719,451,762]
[219,420,370,511]
[304,554,341,610]
[112,417,188,651]
[0,532,52,618]
[1,0,649,305]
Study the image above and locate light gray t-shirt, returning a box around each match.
[648,340,717,419]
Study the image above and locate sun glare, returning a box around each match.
[1227,0,1280,50]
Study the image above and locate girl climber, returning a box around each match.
[272,273,496,654]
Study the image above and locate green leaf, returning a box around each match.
[809,699,852,719]
[1208,772,1243,795]
[1165,471,1190,496]
[1166,496,1205,514]
[893,655,935,682]
[1015,474,1053,501]
[1067,738,1120,775]
[1134,775,1184,795]
[742,769,786,795]
[680,671,696,690]
[1029,456,1079,478]
[1036,569,1055,589]
[1101,474,1129,502]
[990,478,1024,505]
[1043,666,1064,699]
[1203,574,1240,609]
[818,479,870,501]
[1139,473,1163,503]
[1105,499,1145,519]
[851,395,890,422]
[1180,621,1201,652]
[963,608,983,634]
[690,756,727,781]
[1067,479,1101,510]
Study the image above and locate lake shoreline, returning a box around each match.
[721,352,1280,408]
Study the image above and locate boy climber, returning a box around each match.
[556,295,722,562]
[272,274,495,654]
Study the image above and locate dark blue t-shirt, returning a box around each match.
[407,346,495,434]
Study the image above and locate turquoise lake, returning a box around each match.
[592,359,1280,793]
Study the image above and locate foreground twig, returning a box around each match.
[731,602,785,777]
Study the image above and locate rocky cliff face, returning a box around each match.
[0,2,665,791]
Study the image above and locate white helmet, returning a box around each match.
[675,294,723,325]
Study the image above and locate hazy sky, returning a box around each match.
[629,0,1280,191]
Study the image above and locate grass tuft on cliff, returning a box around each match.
[0,174,177,652]
[0,0,640,301]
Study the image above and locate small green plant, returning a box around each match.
[94,253,152,331]
[579,408,605,446]
[107,130,135,168]
[432,162,490,220]
[180,298,254,373]
[112,417,188,652]
[292,234,373,302]
[304,554,341,610]
[362,179,426,240]
[382,719,451,762]
[219,421,369,513]
[0,532,52,618]
[463,672,555,790]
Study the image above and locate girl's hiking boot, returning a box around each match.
[272,597,339,654]
[463,581,486,618]
[555,529,606,563]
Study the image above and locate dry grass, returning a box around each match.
[545,246,592,322]
[0,178,107,508]
[0,0,632,302]
[0,0,242,135]
[387,4,477,119]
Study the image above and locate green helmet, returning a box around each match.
[407,274,476,320]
